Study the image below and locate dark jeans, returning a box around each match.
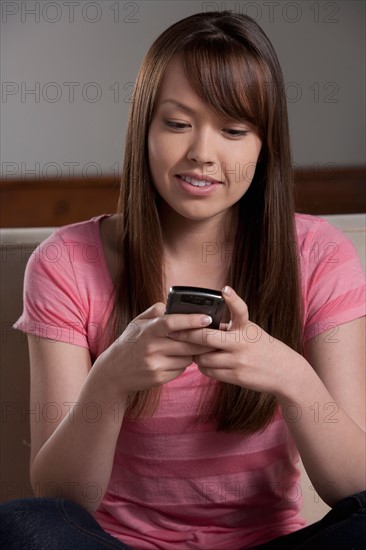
[0,491,365,549]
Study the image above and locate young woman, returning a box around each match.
[1,10,365,550]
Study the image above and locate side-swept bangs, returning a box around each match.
[179,38,272,142]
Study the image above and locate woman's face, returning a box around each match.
[148,56,262,225]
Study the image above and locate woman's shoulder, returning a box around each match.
[15,214,118,351]
[294,212,357,251]
[25,214,119,286]
[295,212,365,292]
[54,213,113,244]
[295,212,331,237]
[31,214,114,262]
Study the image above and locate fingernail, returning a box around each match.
[222,285,232,296]
[201,315,212,326]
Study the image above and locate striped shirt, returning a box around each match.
[14,213,366,549]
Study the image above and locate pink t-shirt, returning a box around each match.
[14,213,366,549]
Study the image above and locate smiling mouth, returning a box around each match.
[177,175,220,187]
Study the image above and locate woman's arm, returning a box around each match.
[28,336,129,514]
[275,316,365,507]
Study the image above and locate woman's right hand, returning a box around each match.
[95,302,216,395]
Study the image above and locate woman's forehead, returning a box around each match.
[155,58,200,104]
[154,53,260,128]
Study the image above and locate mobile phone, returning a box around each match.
[165,286,224,329]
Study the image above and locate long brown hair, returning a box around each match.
[107,11,303,433]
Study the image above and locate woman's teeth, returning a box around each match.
[180,175,212,187]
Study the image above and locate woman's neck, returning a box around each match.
[158,205,239,292]
[159,204,238,265]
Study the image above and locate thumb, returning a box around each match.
[134,302,166,321]
[222,286,249,329]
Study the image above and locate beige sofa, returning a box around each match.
[1,215,365,526]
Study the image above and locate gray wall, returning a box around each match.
[1,0,365,180]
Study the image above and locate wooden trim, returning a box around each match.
[1,166,365,227]
[294,166,366,215]
[0,177,120,228]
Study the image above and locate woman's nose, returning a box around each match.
[186,130,216,165]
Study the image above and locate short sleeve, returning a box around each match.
[302,219,366,342]
[13,230,89,348]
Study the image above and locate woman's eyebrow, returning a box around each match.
[159,99,196,115]
[158,98,251,127]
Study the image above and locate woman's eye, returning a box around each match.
[164,120,189,130]
[224,129,249,137]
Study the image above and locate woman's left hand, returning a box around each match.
[167,285,304,396]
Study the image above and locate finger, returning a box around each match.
[222,286,249,328]
[194,352,233,381]
[166,340,215,356]
[167,326,228,350]
[193,350,231,369]
[159,313,213,337]
[135,302,167,320]
[160,356,196,371]
[167,327,220,349]
[197,366,233,382]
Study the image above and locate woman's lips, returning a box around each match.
[175,175,222,195]
[176,173,222,185]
